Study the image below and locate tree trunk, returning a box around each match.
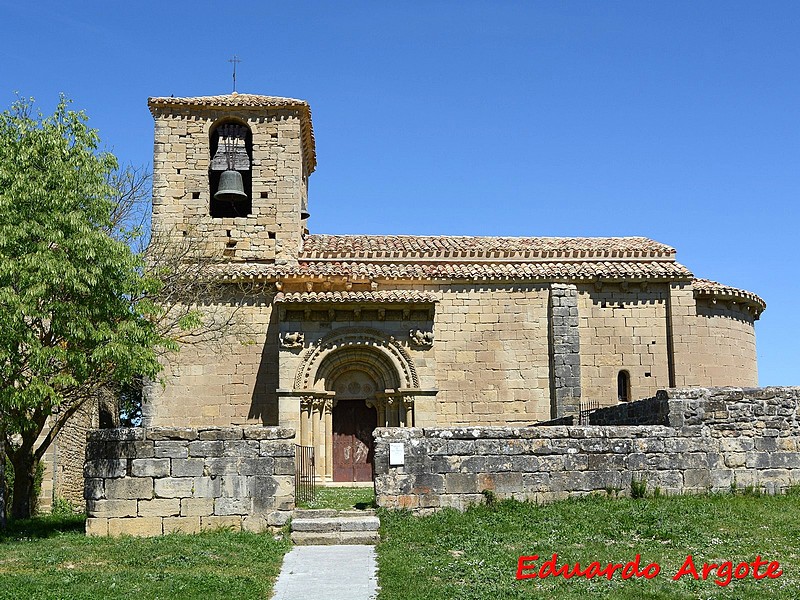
[9,450,37,520]
[0,444,5,529]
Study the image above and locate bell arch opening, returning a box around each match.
[209,118,253,218]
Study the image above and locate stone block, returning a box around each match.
[147,427,198,441]
[186,475,218,498]
[181,497,215,517]
[109,517,163,537]
[220,475,249,498]
[242,514,269,533]
[249,477,279,512]
[223,440,260,458]
[215,497,250,516]
[87,499,138,518]
[198,427,243,441]
[477,472,523,494]
[188,440,224,457]
[85,517,109,537]
[206,457,239,475]
[164,517,201,534]
[238,457,274,476]
[138,498,181,517]
[171,458,206,477]
[273,457,295,475]
[259,441,295,457]
[84,478,105,500]
[243,426,295,440]
[106,477,154,500]
[266,510,291,526]
[154,477,195,498]
[445,473,477,494]
[154,441,189,459]
[200,516,242,531]
[131,458,171,478]
[89,428,144,442]
[84,459,127,479]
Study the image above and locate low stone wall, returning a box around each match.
[84,426,295,536]
[587,395,666,425]
[374,387,800,512]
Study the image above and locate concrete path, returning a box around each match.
[272,545,379,600]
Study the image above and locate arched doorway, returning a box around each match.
[290,327,425,482]
[331,370,378,482]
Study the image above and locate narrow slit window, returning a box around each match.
[617,370,631,403]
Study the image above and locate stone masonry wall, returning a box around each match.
[669,283,759,388]
[577,283,671,406]
[144,299,279,428]
[374,387,800,512]
[549,284,581,418]
[84,426,294,537]
[150,106,307,264]
[426,283,552,425]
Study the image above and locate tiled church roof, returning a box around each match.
[148,93,309,109]
[692,278,766,312]
[300,235,677,260]
[147,93,316,173]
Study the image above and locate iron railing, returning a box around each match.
[295,444,316,504]
[578,399,600,425]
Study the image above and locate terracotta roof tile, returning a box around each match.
[693,278,766,313]
[219,259,692,282]
[148,93,309,109]
[300,234,676,260]
[274,290,438,304]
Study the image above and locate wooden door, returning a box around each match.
[332,400,377,482]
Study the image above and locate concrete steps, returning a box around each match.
[291,509,380,545]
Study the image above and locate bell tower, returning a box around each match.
[148,93,316,264]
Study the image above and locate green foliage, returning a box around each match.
[480,488,497,506]
[50,496,78,517]
[630,475,647,499]
[0,95,167,517]
[377,494,800,599]
[297,486,376,510]
[0,514,290,599]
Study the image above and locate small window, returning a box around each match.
[617,370,631,403]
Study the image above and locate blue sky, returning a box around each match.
[2,1,797,385]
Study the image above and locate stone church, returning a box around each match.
[127,92,764,487]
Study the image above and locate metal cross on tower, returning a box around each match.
[228,55,242,93]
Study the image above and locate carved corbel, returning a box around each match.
[280,331,305,348]
[409,329,434,348]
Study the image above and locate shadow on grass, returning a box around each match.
[0,513,85,542]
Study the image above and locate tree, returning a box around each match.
[0,96,166,519]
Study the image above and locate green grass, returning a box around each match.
[297,486,376,510]
[377,493,800,599]
[0,514,290,599]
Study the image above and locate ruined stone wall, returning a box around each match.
[84,426,294,537]
[577,283,671,406]
[374,387,800,512]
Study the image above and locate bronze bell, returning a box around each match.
[214,170,247,202]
